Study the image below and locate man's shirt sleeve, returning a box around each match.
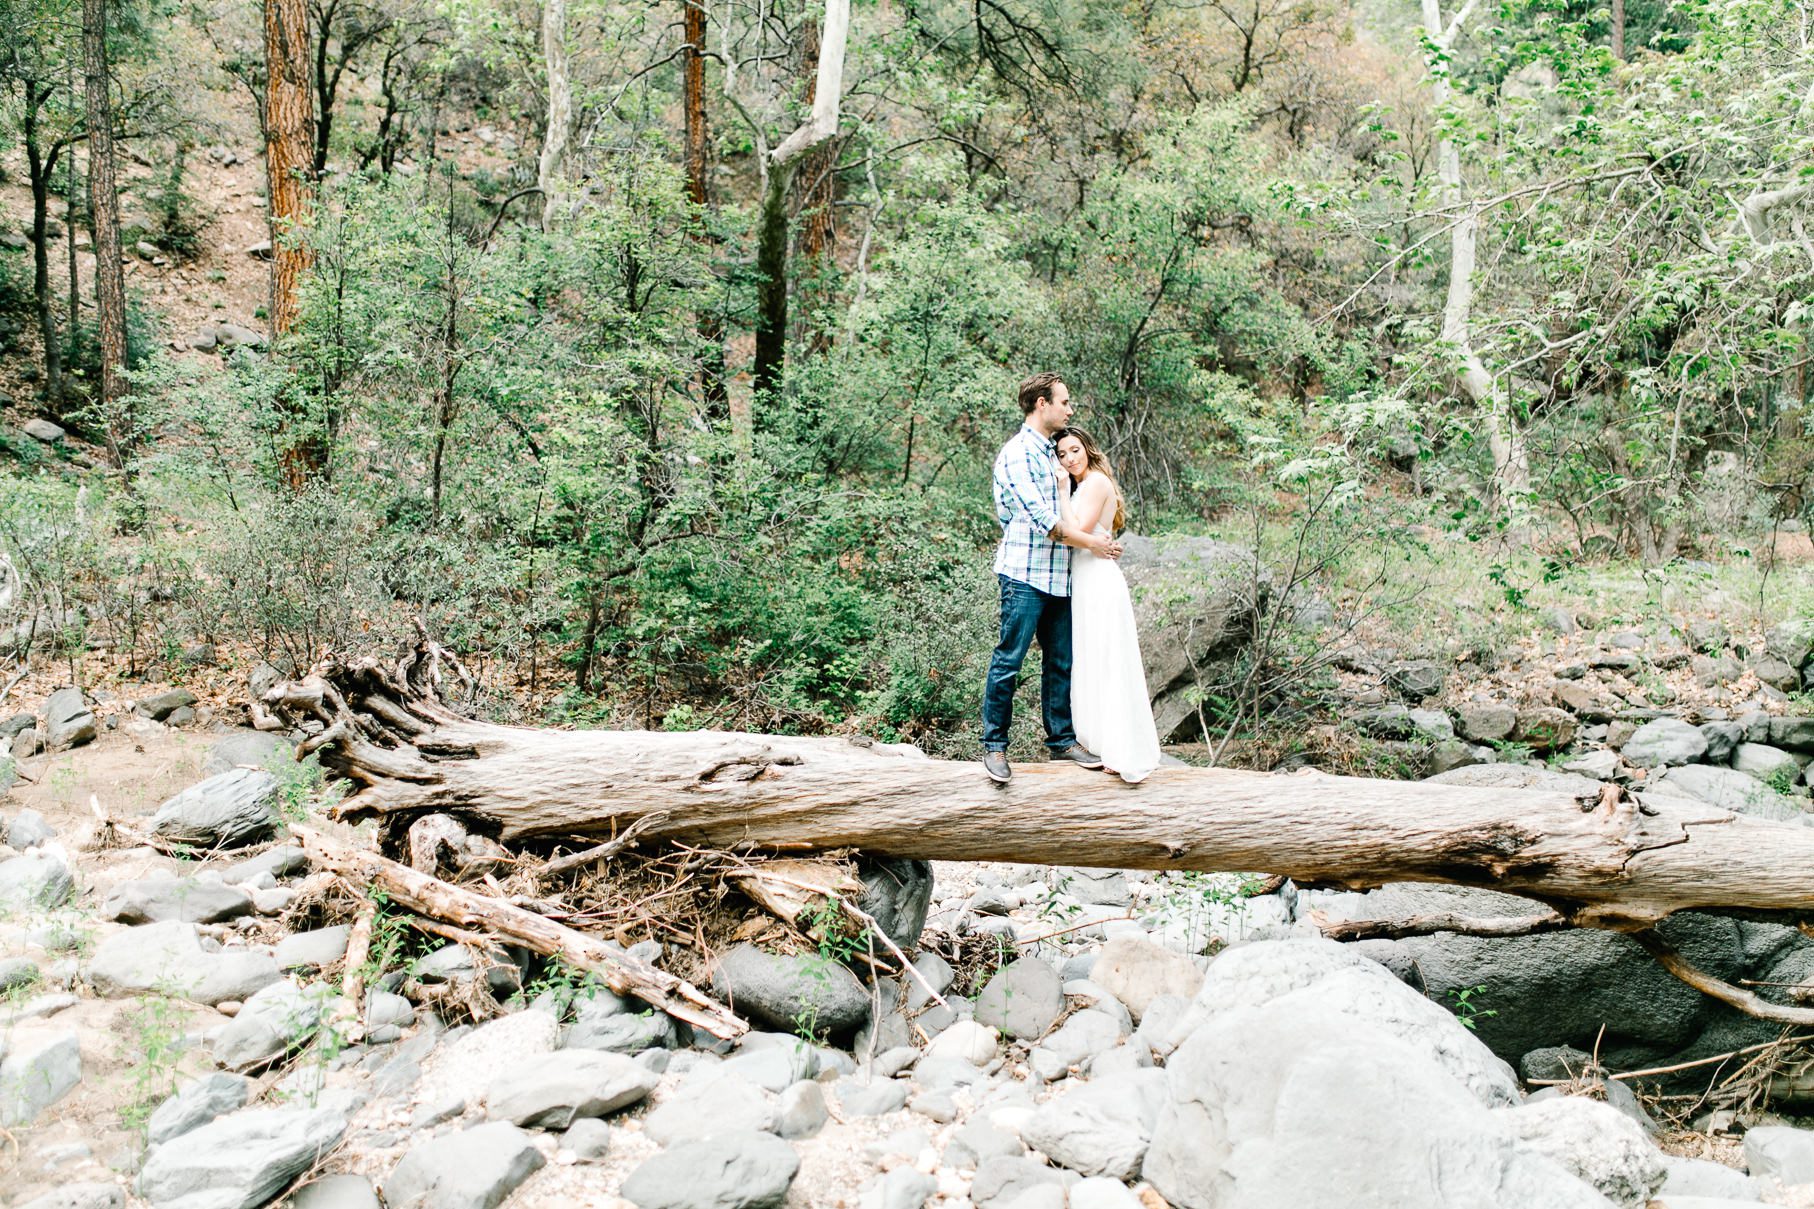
[1000,438,1060,534]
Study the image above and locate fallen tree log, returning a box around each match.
[265,642,1814,932]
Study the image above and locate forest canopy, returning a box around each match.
[0,0,1808,753]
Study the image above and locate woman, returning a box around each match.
[1054,427,1162,783]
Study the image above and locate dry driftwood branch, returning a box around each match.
[1630,929,1814,1027]
[291,824,746,1040]
[1315,908,1571,942]
[543,810,675,877]
[266,650,1814,930]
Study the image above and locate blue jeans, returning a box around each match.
[981,574,1076,752]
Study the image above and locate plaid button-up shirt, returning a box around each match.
[992,423,1071,596]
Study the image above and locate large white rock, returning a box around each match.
[1165,938,1519,1108]
[1144,1000,1614,1209]
[1495,1095,1666,1205]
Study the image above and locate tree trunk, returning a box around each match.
[536,0,570,230]
[1422,0,1529,535]
[23,97,63,407]
[683,0,726,423]
[266,0,321,486]
[748,0,850,402]
[751,166,789,400]
[265,650,1814,931]
[792,17,839,358]
[82,0,127,470]
[1610,0,1625,60]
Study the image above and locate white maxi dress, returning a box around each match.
[1065,475,1162,783]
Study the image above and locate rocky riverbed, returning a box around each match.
[7,679,1814,1208]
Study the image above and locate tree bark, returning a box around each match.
[266,0,321,487]
[23,92,64,407]
[748,0,849,400]
[536,0,570,231]
[683,0,726,422]
[82,0,127,470]
[266,651,1814,932]
[1610,0,1625,60]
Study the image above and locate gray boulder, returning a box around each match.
[1093,937,1204,1023]
[137,1106,347,1209]
[1496,1095,1665,1205]
[43,687,95,749]
[620,1130,800,1209]
[484,1049,658,1128]
[970,1156,1078,1207]
[274,926,350,971]
[204,732,287,777]
[1732,743,1800,783]
[562,1118,613,1161]
[88,920,281,1006]
[212,980,328,1071]
[15,1187,124,1209]
[1386,660,1444,701]
[289,1175,380,1209]
[1145,999,1611,1209]
[1770,716,1814,753]
[1029,1009,1123,1082]
[1765,621,1814,669]
[1620,719,1708,767]
[147,1072,250,1145]
[1742,1124,1814,1186]
[777,1080,828,1139]
[0,955,38,991]
[1658,1155,1754,1199]
[563,992,677,1053]
[856,856,934,950]
[859,1170,937,1209]
[149,768,281,849]
[1654,765,1801,819]
[383,1121,545,1209]
[1456,702,1518,743]
[0,1030,81,1126]
[102,876,253,925]
[835,1076,910,1116]
[1118,536,1262,741]
[221,845,308,884]
[1698,721,1746,762]
[137,689,198,721]
[5,807,54,848]
[1021,1069,1167,1180]
[642,1071,778,1144]
[1356,885,1769,1067]
[0,849,74,910]
[976,958,1064,1040]
[709,944,869,1037]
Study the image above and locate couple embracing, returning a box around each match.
[980,371,1162,785]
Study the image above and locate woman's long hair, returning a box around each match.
[1057,426,1126,533]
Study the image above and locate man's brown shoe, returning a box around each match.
[1053,744,1105,769]
[983,751,1013,783]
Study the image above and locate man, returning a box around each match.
[981,371,1123,783]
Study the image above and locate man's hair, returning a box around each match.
[1018,371,1063,415]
